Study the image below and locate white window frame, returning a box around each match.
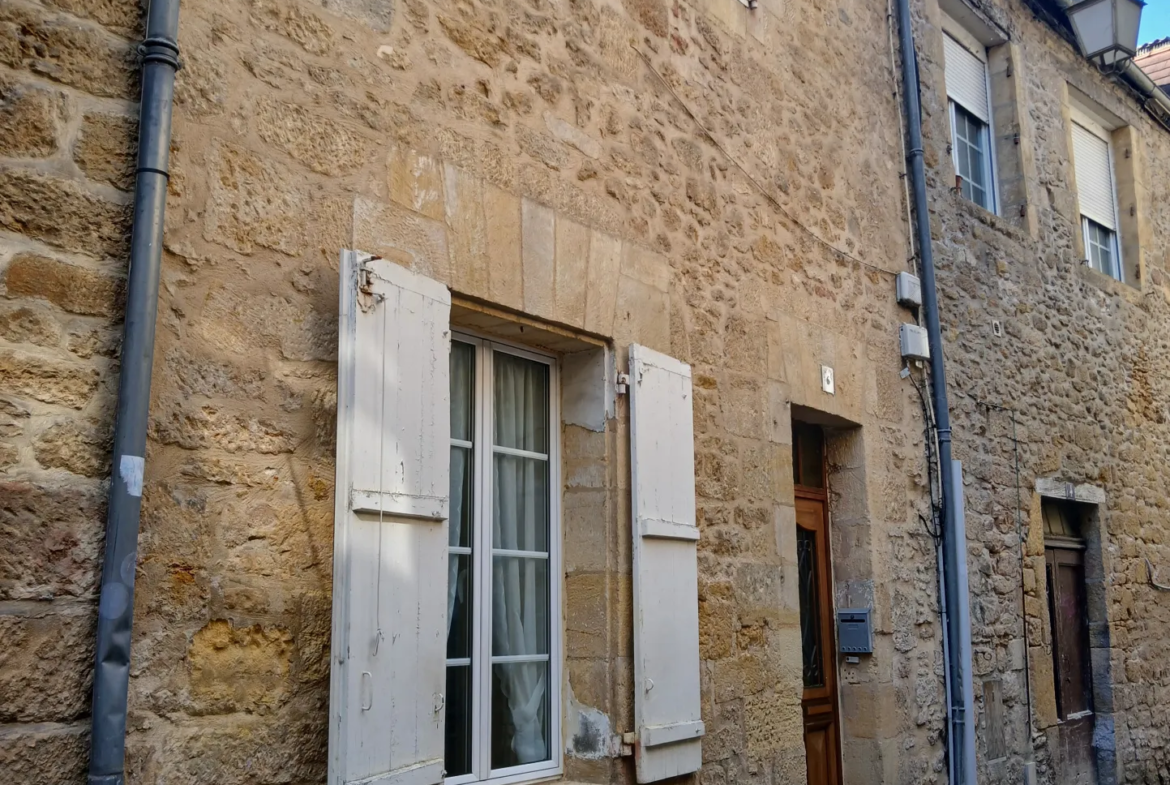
[942,17,1000,214]
[1069,103,1125,283]
[447,330,563,785]
[1082,217,1120,280]
[948,100,997,212]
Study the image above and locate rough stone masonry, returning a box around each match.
[1,0,1170,783]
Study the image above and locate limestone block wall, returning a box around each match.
[0,0,140,780]
[0,0,956,783]
[915,0,1170,782]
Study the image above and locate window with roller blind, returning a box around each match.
[943,21,998,213]
[1069,108,1123,282]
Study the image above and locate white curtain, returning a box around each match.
[492,353,549,765]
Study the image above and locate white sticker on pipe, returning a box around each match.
[119,455,145,497]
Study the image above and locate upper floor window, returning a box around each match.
[1069,106,1123,281]
[943,20,998,213]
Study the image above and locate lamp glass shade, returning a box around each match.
[1068,0,1144,64]
[1069,0,1116,59]
[1116,0,1144,55]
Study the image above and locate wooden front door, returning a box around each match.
[793,423,842,785]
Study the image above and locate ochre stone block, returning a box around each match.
[0,347,100,409]
[5,253,124,318]
[0,168,130,259]
[0,722,88,784]
[484,184,523,309]
[0,478,104,600]
[565,572,608,658]
[0,605,94,722]
[522,198,557,320]
[444,164,490,297]
[555,217,591,329]
[584,231,621,337]
[204,141,307,257]
[256,100,373,177]
[74,111,136,190]
[33,416,111,477]
[0,75,62,159]
[0,3,136,98]
[390,147,446,222]
[352,198,452,285]
[188,619,293,715]
[0,303,64,348]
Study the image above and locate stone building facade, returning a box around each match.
[0,0,1168,784]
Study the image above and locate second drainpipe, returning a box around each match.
[893,0,977,783]
[88,1,181,783]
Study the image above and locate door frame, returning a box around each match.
[793,420,843,785]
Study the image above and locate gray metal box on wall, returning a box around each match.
[837,609,873,654]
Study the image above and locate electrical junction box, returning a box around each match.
[900,323,930,361]
[837,609,874,654]
[896,272,922,308]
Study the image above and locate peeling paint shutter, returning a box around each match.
[330,251,451,785]
[944,33,990,123]
[1071,122,1118,230]
[629,344,704,784]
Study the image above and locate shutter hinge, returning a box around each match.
[616,372,630,395]
[357,257,385,313]
[613,732,636,757]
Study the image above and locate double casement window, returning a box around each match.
[329,252,705,785]
[943,24,997,212]
[1070,109,1123,281]
[446,337,560,783]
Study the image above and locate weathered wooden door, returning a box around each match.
[793,423,842,785]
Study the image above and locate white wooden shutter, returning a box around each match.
[629,344,704,784]
[943,32,990,123]
[330,251,451,785]
[1071,122,1118,230]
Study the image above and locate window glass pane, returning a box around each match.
[447,553,472,658]
[451,341,475,442]
[952,104,990,209]
[797,526,825,688]
[491,556,549,656]
[493,454,549,552]
[491,661,550,768]
[794,422,825,488]
[445,665,473,776]
[494,352,549,454]
[451,446,473,549]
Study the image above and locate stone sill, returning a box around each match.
[1074,262,1146,305]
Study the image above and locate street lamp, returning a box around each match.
[1066,0,1145,68]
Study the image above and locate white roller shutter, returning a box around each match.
[944,33,990,122]
[629,344,704,784]
[1071,122,1117,230]
[330,251,451,785]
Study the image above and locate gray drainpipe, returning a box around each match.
[892,0,977,783]
[88,1,181,783]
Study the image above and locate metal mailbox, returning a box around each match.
[837,608,873,654]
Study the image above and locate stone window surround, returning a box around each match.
[1062,86,1148,289]
[1029,479,1119,784]
[934,0,1039,234]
